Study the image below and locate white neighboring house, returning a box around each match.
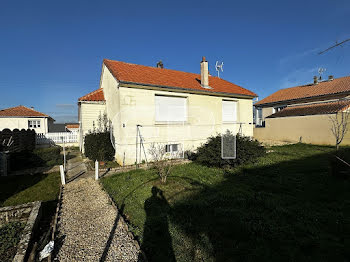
[0,105,54,134]
[79,57,257,165]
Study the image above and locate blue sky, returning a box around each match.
[0,0,349,123]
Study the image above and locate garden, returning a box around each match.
[102,137,350,262]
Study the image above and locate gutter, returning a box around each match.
[119,80,257,99]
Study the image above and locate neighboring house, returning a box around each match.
[0,105,54,134]
[254,75,350,145]
[79,57,257,165]
[65,123,79,132]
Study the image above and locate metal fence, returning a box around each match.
[36,131,79,145]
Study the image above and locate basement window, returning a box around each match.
[165,144,179,153]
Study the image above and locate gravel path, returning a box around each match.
[55,169,141,261]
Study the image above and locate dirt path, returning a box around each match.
[54,156,141,261]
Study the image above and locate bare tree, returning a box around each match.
[329,104,350,150]
[148,143,182,184]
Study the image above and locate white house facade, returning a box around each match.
[79,58,257,165]
[0,106,54,134]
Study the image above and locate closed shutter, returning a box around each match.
[222,100,237,122]
[155,96,187,122]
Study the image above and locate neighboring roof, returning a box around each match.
[103,59,257,97]
[267,100,350,118]
[0,105,50,118]
[66,124,79,129]
[256,76,350,106]
[79,88,105,101]
[49,123,66,132]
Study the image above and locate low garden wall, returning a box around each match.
[0,201,42,262]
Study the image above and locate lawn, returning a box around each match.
[102,144,350,262]
[0,172,60,207]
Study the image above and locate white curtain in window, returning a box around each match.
[155,96,187,122]
[222,100,237,122]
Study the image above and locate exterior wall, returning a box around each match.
[112,86,254,165]
[253,114,350,145]
[78,102,106,151]
[261,107,274,121]
[0,117,49,134]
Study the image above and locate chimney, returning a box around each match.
[31,106,34,110]
[328,75,334,81]
[156,60,164,69]
[313,76,318,85]
[200,56,210,88]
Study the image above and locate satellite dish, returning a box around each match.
[215,61,224,78]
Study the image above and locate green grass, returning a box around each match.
[0,172,61,207]
[0,221,25,262]
[102,144,350,262]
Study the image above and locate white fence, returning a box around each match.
[36,131,79,145]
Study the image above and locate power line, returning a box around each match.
[319,38,350,55]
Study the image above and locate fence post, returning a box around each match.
[60,165,66,185]
[95,160,99,180]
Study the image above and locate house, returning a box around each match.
[0,105,54,134]
[65,123,80,132]
[79,57,257,165]
[254,75,350,145]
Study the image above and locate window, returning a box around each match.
[165,144,179,153]
[28,120,41,129]
[222,100,237,122]
[155,95,187,122]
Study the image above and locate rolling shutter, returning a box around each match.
[222,100,237,122]
[155,96,187,122]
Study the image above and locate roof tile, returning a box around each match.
[256,76,350,106]
[103,59,257,97]
[79,89,105,101]
[0,106,49,117]
[267,100,350,118]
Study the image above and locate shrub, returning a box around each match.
[193,131,266,168]
[84,132,115,161]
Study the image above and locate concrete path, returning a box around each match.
[54,156,141,262]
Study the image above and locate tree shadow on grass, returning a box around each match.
[169,149,350,262]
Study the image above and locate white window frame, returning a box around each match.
[155,95,188,123]
[28,120,41,129]
[222,100,238,123]
[165,143,179,153]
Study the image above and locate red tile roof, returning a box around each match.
[79,88,105,101]
[103,59,257,97]
[0,105,49,117]
[256,76,350,106]
[66,124,79,129]
[267,100,350,118]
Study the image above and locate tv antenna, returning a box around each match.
[215,61,224,78]
[318,67,326,80]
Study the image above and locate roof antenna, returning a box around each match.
[215,61,224,78]
[318,67,326,80]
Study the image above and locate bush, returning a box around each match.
[193,131,266,168]
[84,132,115,161]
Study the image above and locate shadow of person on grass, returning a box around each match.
[140,186,176,262]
